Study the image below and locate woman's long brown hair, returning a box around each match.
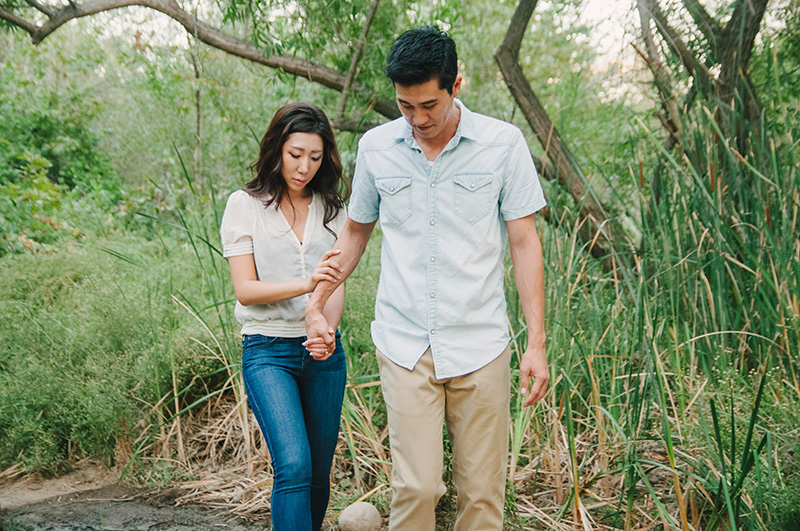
[246,102,347,237]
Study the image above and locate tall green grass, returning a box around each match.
[0,237,220,475]
[2,120,797,528]
[500,93,800,529]
[1,89,797,531]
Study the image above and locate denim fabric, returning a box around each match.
[347,99,547,379]
[242,333,346,531]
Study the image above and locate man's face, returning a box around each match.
[395,76,462,142]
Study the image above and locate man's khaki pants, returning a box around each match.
[377,346,511,531]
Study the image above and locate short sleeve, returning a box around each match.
[220,190,255,257]
[498,129,547,221]
[346,142,381,224]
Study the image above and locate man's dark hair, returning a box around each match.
[385,26,458,93]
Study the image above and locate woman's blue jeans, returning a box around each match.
[242,333,346,531]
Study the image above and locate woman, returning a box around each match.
[220,102,348,531]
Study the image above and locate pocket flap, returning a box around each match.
[376,176,412,195]
[453,173,493,191]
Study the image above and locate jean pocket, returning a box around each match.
[242,334,279,350]
[376,176,412,225]
[453,172,494,224]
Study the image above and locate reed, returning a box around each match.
[56,93,796,529]
[497,91,799,529]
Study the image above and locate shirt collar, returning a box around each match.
[392,98,476,148]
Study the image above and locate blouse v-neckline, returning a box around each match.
[279,194,314,244]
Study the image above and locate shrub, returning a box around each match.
[0,238,221,475]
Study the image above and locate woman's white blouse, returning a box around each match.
[220,189,347,337]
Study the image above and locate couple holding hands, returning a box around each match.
[220,25,549,531]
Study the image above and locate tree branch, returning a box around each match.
[23,0,55,17]
[499,0,539,62]
[496,0,616,264]
[329,118,380,133]
[337,0,380,121]
[0,6,40,34]
[634,0,681,144]
[639,0,715,92]
[636,0,660,62]
[0,0,401,122]
[681,0,721,58]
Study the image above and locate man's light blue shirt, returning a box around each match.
[348,100,546,379]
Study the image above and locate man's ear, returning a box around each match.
[451,75,463,98]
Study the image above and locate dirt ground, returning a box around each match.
[0,463,267,531]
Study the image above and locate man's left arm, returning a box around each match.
[506,212,549,407]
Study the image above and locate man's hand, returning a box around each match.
[519,345,549,407]
[304,307,335,360]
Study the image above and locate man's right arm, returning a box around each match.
[305,217,376,351]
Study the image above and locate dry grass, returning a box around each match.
[128,374,717,530]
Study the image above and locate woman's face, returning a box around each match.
[281,132,324,196]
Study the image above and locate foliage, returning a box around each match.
[219,0,465,114]
[1,1,799,529]
[773,473,800,530]
[0,239,220,474]
[0,156,73,255]
[750,2,800,137]
[0,32,118,190]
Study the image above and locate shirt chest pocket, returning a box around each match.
[453,173,494,224]
[376,176,413,226]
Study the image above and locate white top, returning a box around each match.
[220,189,347,337]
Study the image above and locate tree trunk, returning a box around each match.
[716,0,768,152]
[495,0,617,264]
[636,0,769,148]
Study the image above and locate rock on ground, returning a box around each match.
[337,501,383,531]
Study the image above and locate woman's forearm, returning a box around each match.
[228,254,314,306]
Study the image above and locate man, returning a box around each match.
[304,25,549,530]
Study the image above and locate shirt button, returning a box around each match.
[430,220,435,225]
[430,257,435,262]
[390,186,395,191]
[430,183,435,188]
[470,183,476,189]
[430,329,436,335]
[430,293,435,298]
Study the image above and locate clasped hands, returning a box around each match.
[303,311,335,361]
[303,249,341,361]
